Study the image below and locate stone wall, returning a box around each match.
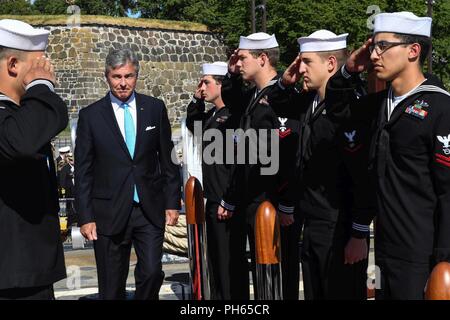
[41,22,228,128]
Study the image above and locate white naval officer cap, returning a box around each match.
[0,19,50,51]
[202,62,228,76]
[59,146,71,153]
[297,30,348,53]
[373,12,432,38]
[238,32,279,50]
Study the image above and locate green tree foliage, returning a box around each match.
[132,0,449,86]
[76,0,133,17]
[136,0,187,20]
[31,0,135,17]
[429,0,450,85]
[19,0,450,86]
[0,0,37,15]
[33,0,68,15]
[267,0,385,66]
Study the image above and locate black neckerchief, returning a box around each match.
[297,96,327,171]
[241,79,278,130]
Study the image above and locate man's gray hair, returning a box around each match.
[105,48,140,75]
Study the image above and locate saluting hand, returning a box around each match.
[80,222,98,241]
[194,80,203,100]
[166,209,179,226]
[23,56,56,87]
[345,38,373,74]
[281,54,302,87]
[228,49,240,75]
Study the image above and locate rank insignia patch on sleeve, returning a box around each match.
[343,130,363,153]
[277,117,291,138]
[436,153,450,168]
[437,134,450,155]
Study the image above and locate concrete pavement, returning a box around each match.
[54,238,375,300]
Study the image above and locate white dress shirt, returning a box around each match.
[110,92,138,141]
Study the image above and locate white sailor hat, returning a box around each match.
[202,62,228,76]
[0,19,50,51]
[373,12,432,38]
[298,30,348,53]
[238,32,279,50]
[59,146,71,153]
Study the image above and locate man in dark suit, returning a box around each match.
[75,49,181,300]
[0,19,68,300]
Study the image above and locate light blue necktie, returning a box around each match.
[122,102,139,203]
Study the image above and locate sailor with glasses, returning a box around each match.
[326,11,450,299]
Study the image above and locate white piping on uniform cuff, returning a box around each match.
[341,65,352,80]
[220,200,235,211]
[26,79,55,92]
[352,222,370,232]
[278,204,294,214]
[191,97,198,104]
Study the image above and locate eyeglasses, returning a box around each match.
[369,41,412,55]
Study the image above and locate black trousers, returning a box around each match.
[240,201,303,300]
[0,285,54,300]
[280,211,303,300]
[327,217,368,300]
[213,201,261,300]
[94,205,164,300]
[302,216,368,300]
[205,200,248,300]
[243,202,260,300]
[228,201,303,300]
[375,253,430,300]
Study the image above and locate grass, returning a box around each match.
[0,15,209,32]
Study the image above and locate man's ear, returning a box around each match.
[327,55,338,73]
[259,53,268,67]
[6,56,19,77]
[408,43,421,61]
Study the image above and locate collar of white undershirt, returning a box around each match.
[386,79,427,121]
[391,79,427,108]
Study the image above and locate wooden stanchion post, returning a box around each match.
[255,201,282,300]
[185,176,210,300]
[425,262,450,300]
